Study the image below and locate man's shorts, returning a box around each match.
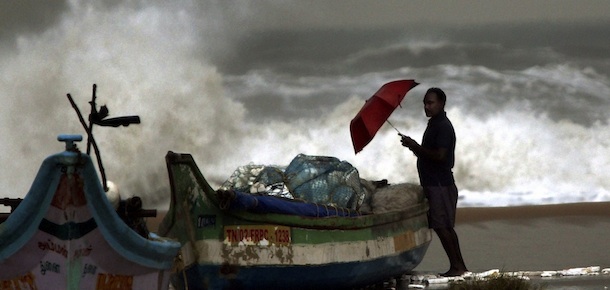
[423,184,458,229]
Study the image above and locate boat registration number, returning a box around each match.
[224,225,291,246]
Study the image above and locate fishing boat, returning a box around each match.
[158,151,432,290]
[0,135,181,290]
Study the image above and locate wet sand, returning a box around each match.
[415,202,610,289]
[418,202,610,272]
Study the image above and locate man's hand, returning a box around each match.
[400,133,447,161]
[400,134,418,150]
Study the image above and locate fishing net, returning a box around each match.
[220,164,293,199]
[284,154,364,210]
[220,154,366,210]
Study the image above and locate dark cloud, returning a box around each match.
[0,0,69,47]
[192,0,610,32]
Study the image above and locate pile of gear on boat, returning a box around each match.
[219,153,423,214]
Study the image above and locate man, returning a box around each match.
[400,87,468,277]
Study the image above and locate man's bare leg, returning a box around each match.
[434,227,468,277]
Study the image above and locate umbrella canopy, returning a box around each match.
[350,79,419,154]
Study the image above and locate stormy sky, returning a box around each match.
[2,1,609,58]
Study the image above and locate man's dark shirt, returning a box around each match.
[417,111,456,186]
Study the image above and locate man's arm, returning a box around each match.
[401,136,448,162]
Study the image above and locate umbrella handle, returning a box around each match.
[385,120,403,136]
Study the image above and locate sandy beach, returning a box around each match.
[417,202,610,272]
[147,202,610,289]
[415,202,610,289]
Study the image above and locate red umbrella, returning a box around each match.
[350,79,419,154]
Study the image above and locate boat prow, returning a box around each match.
[0,135,180,290]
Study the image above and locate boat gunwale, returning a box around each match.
[162,151,429,231]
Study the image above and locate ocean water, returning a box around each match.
[1,1,609,209]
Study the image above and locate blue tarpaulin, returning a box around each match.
[223,190,361,217]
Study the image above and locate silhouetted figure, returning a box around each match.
[401,87,468,277]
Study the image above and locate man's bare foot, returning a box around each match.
[440,269,468,277]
